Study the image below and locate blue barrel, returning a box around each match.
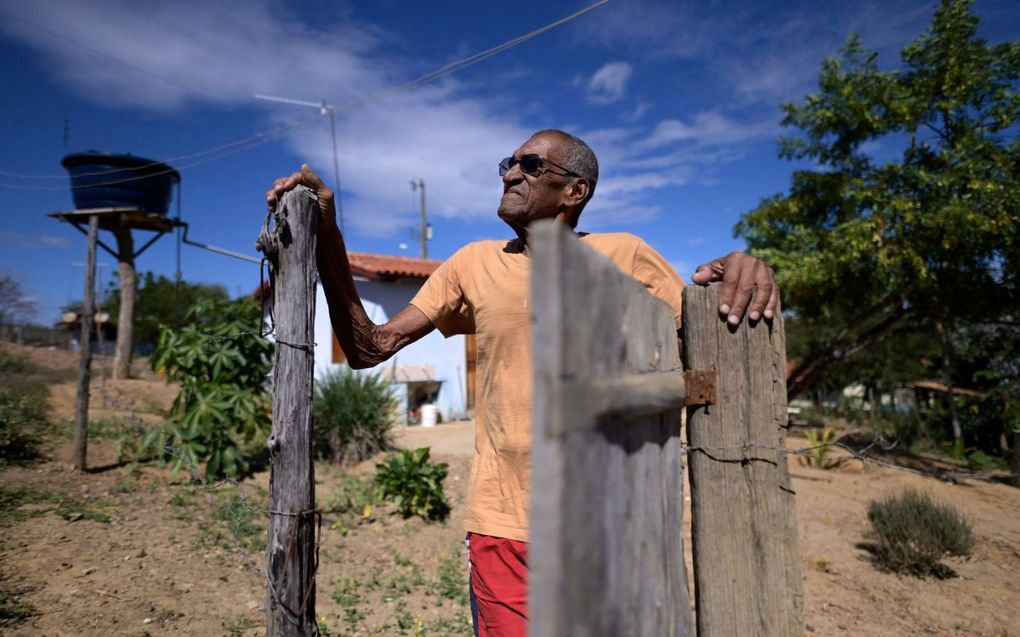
[62,152,180,214]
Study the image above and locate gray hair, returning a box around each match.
[535,129,599,197]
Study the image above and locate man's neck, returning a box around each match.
[507,212,576,255]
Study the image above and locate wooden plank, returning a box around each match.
[258,186,319,636]
[682,284,803,637]
[530,220,693,637]
[72,214,98,471]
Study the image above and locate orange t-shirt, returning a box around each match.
[410,232,685,541]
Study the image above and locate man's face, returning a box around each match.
[497,133,574,229]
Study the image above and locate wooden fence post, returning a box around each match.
[72,213,99,471]
[257,185,319,636]
[683,284,803,637]
[530,221,694,637]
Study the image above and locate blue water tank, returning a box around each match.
[62,152,180,214]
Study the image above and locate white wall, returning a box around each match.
[313,279,468,422]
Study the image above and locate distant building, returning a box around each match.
[259,252,473,424]
[58,311,117,355]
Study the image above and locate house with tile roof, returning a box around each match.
[261,251,472,425]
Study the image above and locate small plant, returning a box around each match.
[198,488,268,554]
[802,426,840,469]
[374,448,450,521]
[331,577,366,630]
[0,485,111,525]
[0,569,37,627]
[313,368,398,466]
[867,488,975,577]
[434,548,468,605]
[88,417,153,464]
[221,615,257,637]
[321,474,377,524]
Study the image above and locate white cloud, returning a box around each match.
[1,233,72,249]
[0,1,789,236]
[636,112,778,150]
[587,62,634,104]
[0,0,530,237]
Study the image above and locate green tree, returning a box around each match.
[0,277,36,339]
[737,0,1020,451]
[102,272,228,350]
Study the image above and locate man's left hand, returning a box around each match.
[691,252,778,325]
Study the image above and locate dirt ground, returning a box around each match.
[2,342,1019,636]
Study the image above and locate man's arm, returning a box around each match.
[266,165,435,368]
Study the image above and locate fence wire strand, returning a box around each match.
[681,431,1019,484]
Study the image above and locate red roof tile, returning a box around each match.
[253,251,441,299]
[347,252,441,280]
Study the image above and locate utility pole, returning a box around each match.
[255,94,345,233]
[410,179,429,258]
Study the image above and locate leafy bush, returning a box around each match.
[0,351,48,465]
[148,298,273,479]
[374,448,450,521]
[0,391,47,466]
[313,368,397,466]
[867,489,974,577]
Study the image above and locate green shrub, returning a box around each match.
[867,488,974,577]
[0,390,47,465]
[0,351,49,465]
[313,368,397,466]
[374,448,450,521]
[147,298,273,479]
[0,349,27,375]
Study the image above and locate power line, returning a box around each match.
[330,0,610,113]
[0,113,324,190]
[0,1,610,189]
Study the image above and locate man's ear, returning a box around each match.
[562,178,590,208]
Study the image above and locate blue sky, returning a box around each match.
[2,0,1017,323]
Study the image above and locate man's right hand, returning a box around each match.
[265,164,337,235]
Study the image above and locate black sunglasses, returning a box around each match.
[499,154,580,179]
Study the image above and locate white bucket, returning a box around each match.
[421,404,439,428]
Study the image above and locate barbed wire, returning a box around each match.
[681,431,1019,485]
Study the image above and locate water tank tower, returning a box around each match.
[50,152,181,379]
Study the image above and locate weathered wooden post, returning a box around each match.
[683,285,803,636]
[257,185,319,636]
[72,214,99,471]
[530,221,694,637]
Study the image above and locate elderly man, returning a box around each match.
[267,129,777,637]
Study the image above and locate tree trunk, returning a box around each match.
[113,227,136,379]
[1011,430,1020,488]
[937,322,963,458]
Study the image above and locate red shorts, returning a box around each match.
[468,532,529,637]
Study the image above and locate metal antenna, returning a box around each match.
[255,94,345,233]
